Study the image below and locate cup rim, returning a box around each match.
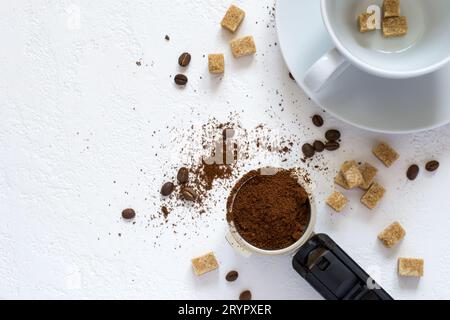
[227,173,317,256]
[320,0,450,79]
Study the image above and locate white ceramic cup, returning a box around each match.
[304,0,450,92]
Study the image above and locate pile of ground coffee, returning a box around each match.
[227,169,311,250]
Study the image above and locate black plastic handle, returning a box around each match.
[292,234,393,300]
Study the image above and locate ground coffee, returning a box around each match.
[227,169,311,250]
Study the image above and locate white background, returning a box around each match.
[1,0,450,300]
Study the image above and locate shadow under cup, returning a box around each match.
[323,0,450,77]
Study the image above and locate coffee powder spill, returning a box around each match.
[227,168,311,250]
[161,206,170,218]
[130,113,329,248]
[192,161,233,194]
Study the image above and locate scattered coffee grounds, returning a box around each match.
[177,167,189,184]
[181,187,197,202]
[302,143,315,158]
[225,270,239,282]
[178,52,191,67]
[239,290,252,300]
[165,35,170,41]
[227,169,311,250]
[136,61,142,66]
[189,123,235,196]
[192,161,233,192]
[161,182,175,196]
[312,114,324,127]
[325,141,340,151]
[158,120,239,221]
[313,140,325,152]
[161,206,170,218]
[174,74,188,85]
[325,129,341,141]
[407,165,419,180]
[289,72,295,81]
[154,117,325,245]
[122,208,136,220]
[425,160,439,172]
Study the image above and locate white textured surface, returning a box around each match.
[1,0,450,300]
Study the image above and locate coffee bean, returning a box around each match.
[178,52,191,67]
[177,167,189,184]
[165,35,170,41]
[312,115,324,127]
[289,72,295,81]
[325,129,341,141]
[302,143,315,158]
[181,187,197,202]
[425,160,440,172]
[239,290,252,300]
[407,165,419,180]
[174,74,188,85]
[161,182,175,196]
[325,141,340,151]
[313,140,325,152]
[121,208,136,220]
[225,270,239,282]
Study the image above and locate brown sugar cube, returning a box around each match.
[230,36,256,58]
[398,258,424,277]
[221,5,245,33]
[373,142,399,167]
[359,162,378,190]
[340,160,357,172]
[334,171,350,190]
[359,11,377,33]
[208,54,225,74]
[341,161,364,189]
[382,16,408,37]
[361,182,385,209]
[326,191,348,212]
[378,221,406,248]
[191,252,219,276]
[383,0,401,18]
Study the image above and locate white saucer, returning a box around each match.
[276,0,450,134]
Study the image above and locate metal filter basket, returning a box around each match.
[226,168,316,256]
